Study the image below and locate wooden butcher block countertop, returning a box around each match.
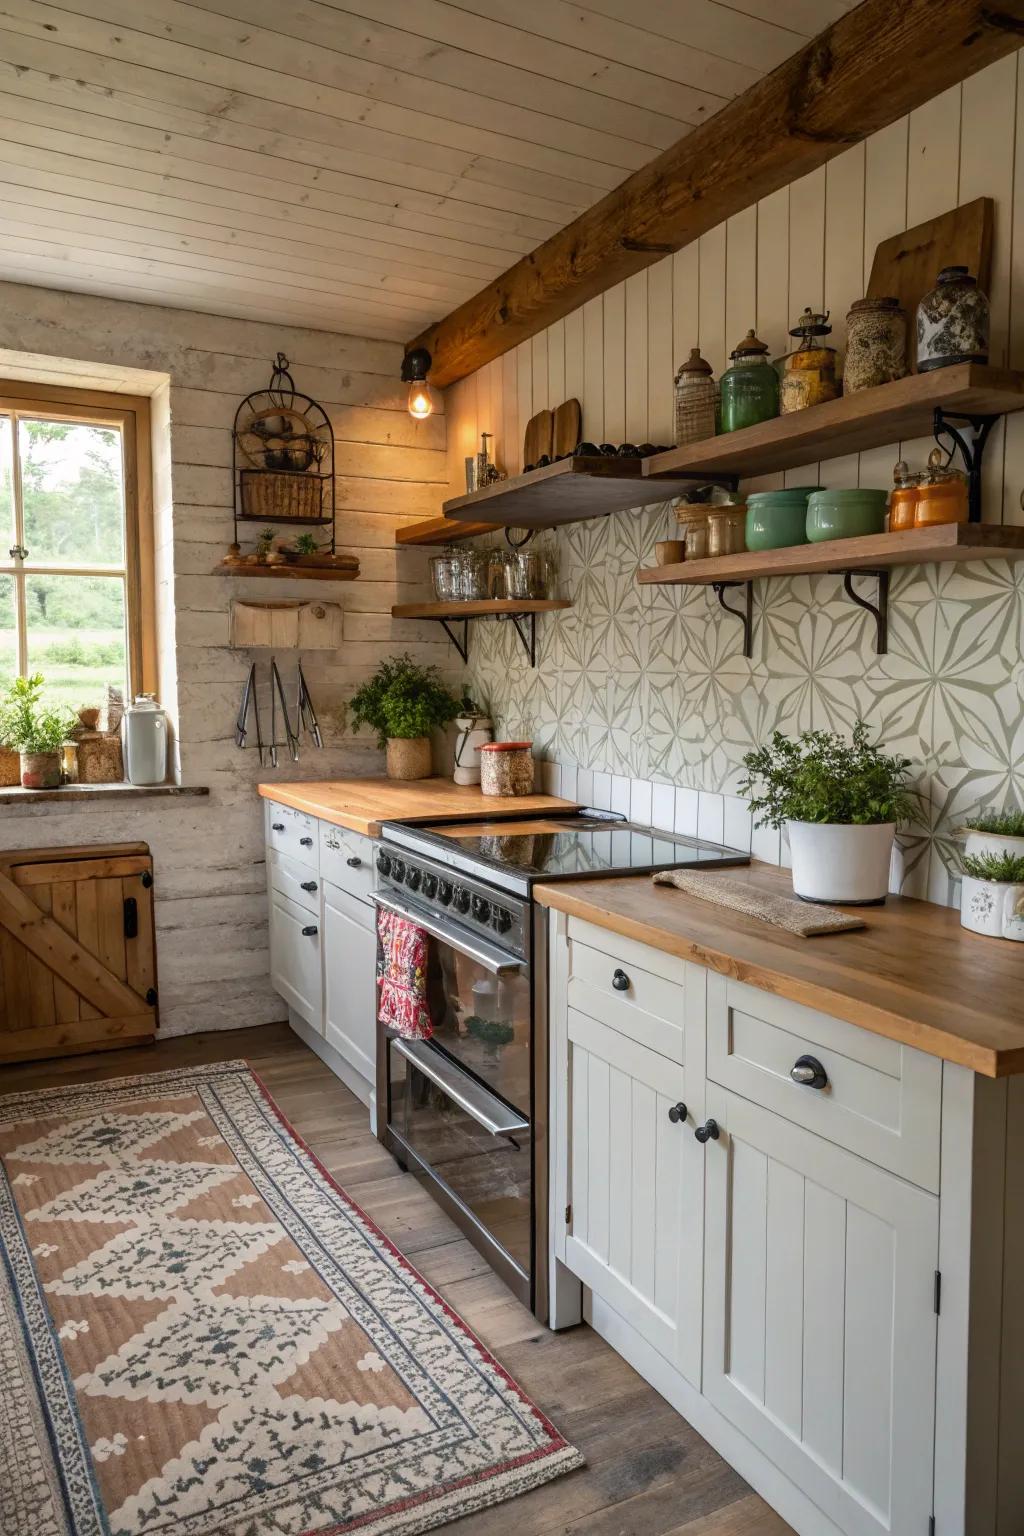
[257,777,576,838]
[536,862,1024,1077]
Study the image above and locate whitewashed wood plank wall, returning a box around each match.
[0,283,449,1035]
[448,53,1024,909]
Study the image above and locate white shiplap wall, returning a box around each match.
[447,53,1024,907]
[0,282,451,1035]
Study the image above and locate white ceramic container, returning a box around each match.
[122,694,168,785]
[453,714,493,785]
[962,827,1024,862]
[786,819,896,905]
[960,875,1024,941]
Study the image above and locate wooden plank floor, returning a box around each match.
[0,1025,794,1536]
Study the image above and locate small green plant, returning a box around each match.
[349,654,461,748]
[739,721,915,830]
[0,674,77,754]
[256,526,276,557]
[293,532,319,557]
[965,809,1024,838]
[961,850,1024,882]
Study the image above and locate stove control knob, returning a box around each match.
[406,867,421,891]
[421,873,438,898]
[493,907,513,933]
[453,888,470,914]
[471,894,491,923]
[437,880,453,904]
[376,852,391,877]
[390,859,405,882]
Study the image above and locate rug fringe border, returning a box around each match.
[0,1058,252,1115]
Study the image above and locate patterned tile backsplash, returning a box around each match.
[465,503,1024,908]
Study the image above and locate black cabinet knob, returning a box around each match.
[299,836,313,847]
[301,925,318,937]
[695,1119,720,1144]
[346,855,362,868]
[790,1054,829,1090]
[668,1102,688,1124]
[272,822,285,831]
[611,968,630,992]
[300,880,318,893]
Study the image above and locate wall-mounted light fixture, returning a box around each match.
[402,346,435,420]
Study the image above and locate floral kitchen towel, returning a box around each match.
[377,906,434,1039]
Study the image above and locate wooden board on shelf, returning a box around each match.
[866,198,993,368]
[444,455,727,530]
[215,560,358,581]
[395,517,500,546]
[552,398,582,458]
[523,409,553,470]
[643,365,1024,480]
[391,599,571,619]
[637,523,1024,586]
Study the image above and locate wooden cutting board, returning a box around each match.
[523,409,553,470]
[552,397,582,458]
[866,197,993,369]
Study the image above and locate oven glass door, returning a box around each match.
[428,940,532,1113]
[388,1036,532,1279]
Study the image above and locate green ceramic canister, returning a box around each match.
[805,488,889,542]
[745,487,818,551]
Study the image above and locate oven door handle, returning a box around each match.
[393,1037,530,1138]
[373,892,522,976]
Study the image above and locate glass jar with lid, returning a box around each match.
[719,330,780,434]
[456,547,489,600]
[674,347,717,446]
[914,447,969,527]
[888,461,920,532]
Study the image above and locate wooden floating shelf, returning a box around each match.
[441,455,730,531]
[395,516,500,546]
[392,599,570,619]
[214,560,359,581]
[644,364,1024,481]
[637,523,1024,586]
[235,513,333,526]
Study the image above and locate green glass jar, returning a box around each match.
[719,330,780,434]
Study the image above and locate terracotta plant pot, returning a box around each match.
[386,736,432,780]
[20,750,61,789]
[0,746,20,787]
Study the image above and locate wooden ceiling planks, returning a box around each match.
[0,0,857,336]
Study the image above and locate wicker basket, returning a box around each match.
[0,747,20,787]
[240,469,322,521]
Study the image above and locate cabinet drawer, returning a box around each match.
[567,918,685,1064]
[706,973,941,1191]
[265,800,318,870]
[269,849,321,915]
[319,822,375,904]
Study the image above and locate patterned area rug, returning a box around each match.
[0,1061,583,1536]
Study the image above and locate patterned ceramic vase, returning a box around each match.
[844,297,907,392]
[916,266,990,372]
[960,876,1024,941]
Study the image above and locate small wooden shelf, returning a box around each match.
[214,560,359,581]
[235,513,334,527]
[643,364,1024,481]
[637,523,1024,586]
[395,517,500,546]
[391,598,571,666]
[441,454,730,531]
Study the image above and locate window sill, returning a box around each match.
[0,783,210,807]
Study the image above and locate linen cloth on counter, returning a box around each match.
[377,906,434,1038]
[652,869,867,936]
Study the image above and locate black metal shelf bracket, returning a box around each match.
[932,406,997,523]
[499,612,538,667]
[439,617,470,664]
[840,569,890,653]
[435,611,541,666]
[711,580,753,658]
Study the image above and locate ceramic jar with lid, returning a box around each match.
[673,347,717,446]
[745,487,816,551]
[780,310,839,414]
[480,741,534,797]
[845,297,907,392]
[806,489,888,542]
[719,331,779,433]
[888,460,920,531]
[916,266,990,371]
[915,447,969,526]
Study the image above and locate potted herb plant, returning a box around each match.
[959,809,1024,863]
[1,674,77,789]
[349,654,461,780]
[740,721,914,904]
[0,695,18,788]
[960,850,1024,942]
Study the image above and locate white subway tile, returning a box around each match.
[674,787,699,836]
[540,760,560,795]
[559,761,579,802]
[630,778,653,826]
[723,795,753,851]
[592,771,612,810]
[697,792,725,844]
[651,783,676,831]
[611,774,631,817]
[576,767,594,806]
[750,820,782,865]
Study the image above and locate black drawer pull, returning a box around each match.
[300,880,318,893]
[299,835,314,847]
[790,1054,829,1090]
[272,822,285,831]
[668,1102,688,1124]
[346,855,362,868]
[301,924,318,937]
[611,968,630,992]
[695,1119,720,1144]
[123,897,138,940]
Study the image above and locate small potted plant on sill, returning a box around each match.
[1,674,77,789]
[958,809,1024,864]
[960,850,1024,942]
[740,721,915,904]
[349,653,461,780]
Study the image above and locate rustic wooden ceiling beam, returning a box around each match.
[408,0,1024,388]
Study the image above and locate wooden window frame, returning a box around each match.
[0,380,156,699]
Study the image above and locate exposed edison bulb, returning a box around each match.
[407,379,434,419]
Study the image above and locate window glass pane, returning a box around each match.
[0,417,12,545]
[25,574,127,710]
[19,418,125,567]
[0,574,14,693]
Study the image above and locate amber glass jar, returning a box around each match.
[888,460,920,532]
[915,450,968,526]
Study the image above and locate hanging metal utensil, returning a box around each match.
[252,670,268,767]
[296,661,323,749]
[235,662,255,749]
[271,656,300,762]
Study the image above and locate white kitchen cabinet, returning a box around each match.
[323,880,377,1090]
[701,1085,938,1536]
[269,887,323,1032]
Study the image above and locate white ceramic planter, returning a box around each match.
[786,820,896,905]
[452,715,493,785]
[962,828,1024,862]
[960,875,1024,941]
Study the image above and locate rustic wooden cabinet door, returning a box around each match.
[563,1007,702,1384]
[702,1087,938,1536]
[0,843,157,1064]
[268,887,323,1032]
